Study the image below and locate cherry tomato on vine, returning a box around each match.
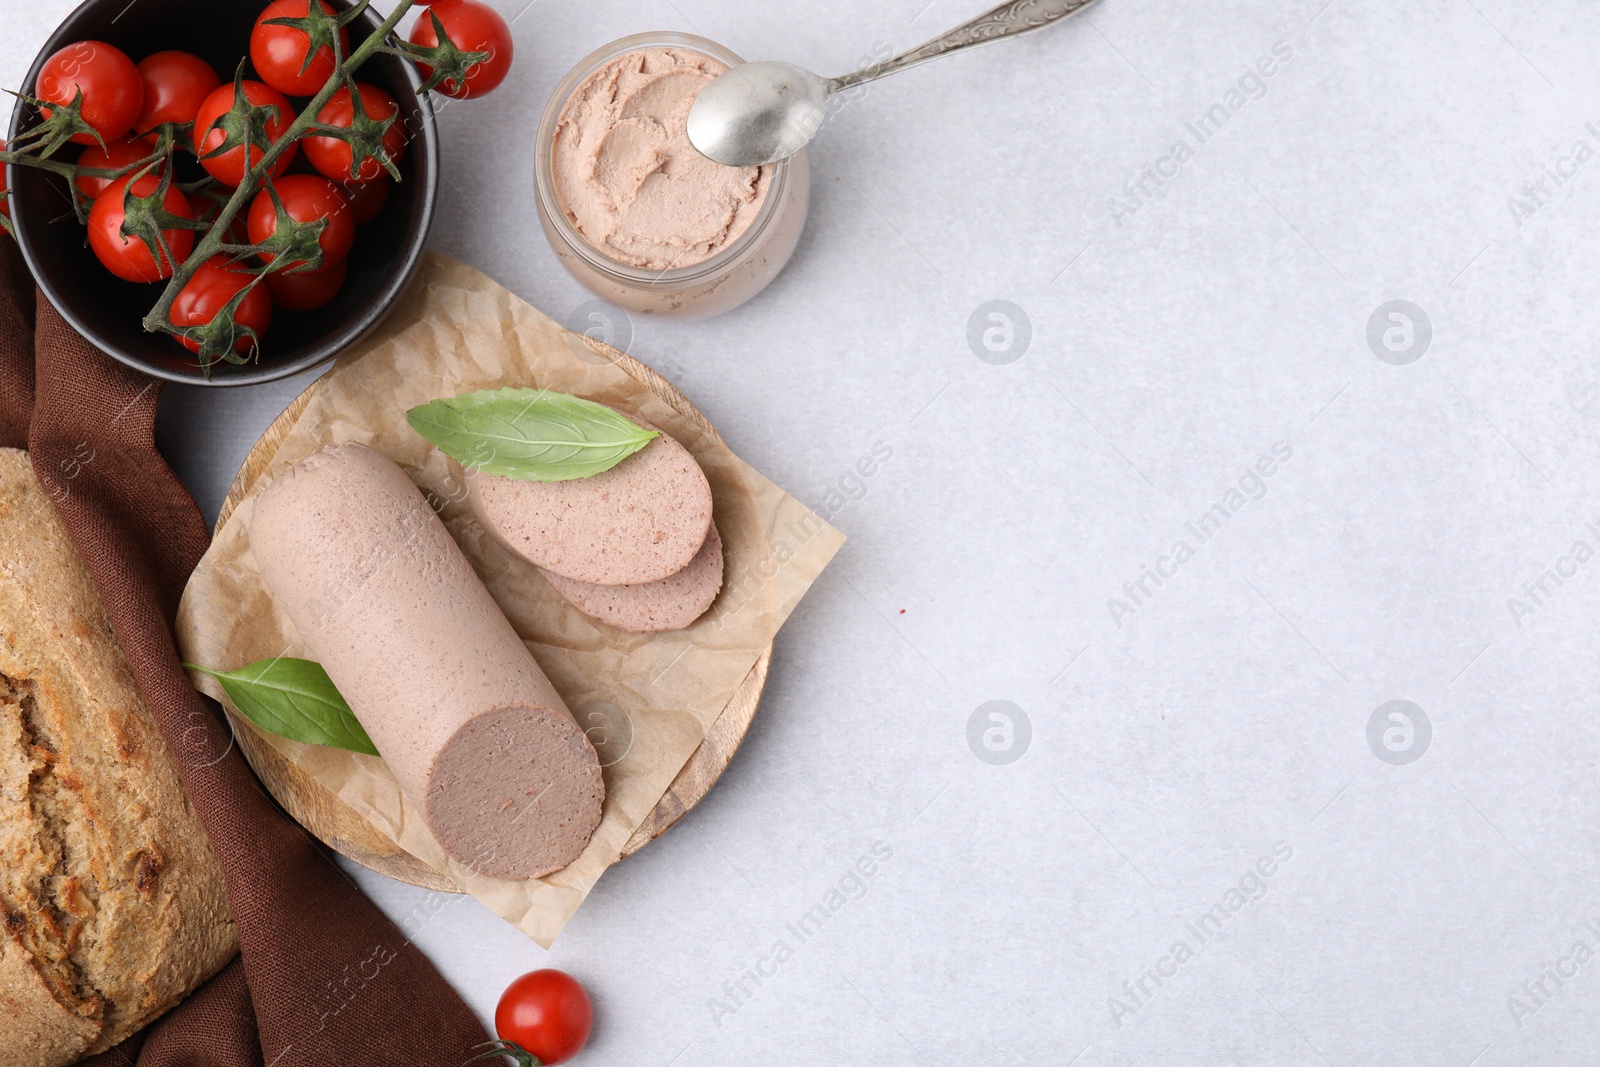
[74,136,156,200]
[36,41,144,145]
[247,174,355,270]
[169,256,272,356]
[193,80,299,187]
[266,258,347,311]
[335,174,390,225]
[134,51,220,142]
[87,174,194,283]
[408,0,514,99]
[494,970,593,1067]
[251,0,350,97]
[302,83,407,185]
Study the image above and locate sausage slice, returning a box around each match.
[542,522,724,632]
[464,415,713,586]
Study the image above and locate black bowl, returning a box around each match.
[7,0,439,386]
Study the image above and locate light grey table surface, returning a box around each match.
[8,0,1600,1063]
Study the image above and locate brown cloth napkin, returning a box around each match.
[0,239,492,1067]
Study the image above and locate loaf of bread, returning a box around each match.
[0,449,236,1067]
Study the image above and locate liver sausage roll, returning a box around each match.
[464,415,713,586]
[541,522,724,632]
[250,443,604,880]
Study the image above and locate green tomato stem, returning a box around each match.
[0,144,171,184]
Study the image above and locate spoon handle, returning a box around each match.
[829,0,1101,91]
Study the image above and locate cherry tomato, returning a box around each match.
[36,41,144,145]
[1,141,10,220]
[251,0,349,97]
[303,82,407,184]
[494,970,592,1067]
[87,174,195,283]
[266,258,346,311]
[408,0,514,99]
[193,80,299,187]
[134,51,220,142]
[169,256,271,356]
[74,136,156,200]
[335,174,390,225]
[247,174,355,270]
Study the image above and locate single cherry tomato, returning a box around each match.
[335,174,390,225]
[36,41,144,145]
[247,173,355,270]
[193,80,299,187]
[408,0,514,99]
[494,970,592,1067]
[134,51,220,142]
[251,0,349,97]
[87,174,194,283]
[169,256,272,355]
[302,82,407,184]
[266,258,347,311]
[74,136,156,200]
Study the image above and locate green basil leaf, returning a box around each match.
[405,388,659,482]
[185,658,379,756]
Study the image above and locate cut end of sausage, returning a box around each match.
[251,442,607,883]
[465,413,714,586]
[541,523,724,632]
[424,704,606,881]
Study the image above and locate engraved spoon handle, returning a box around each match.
[829,0,1100,91]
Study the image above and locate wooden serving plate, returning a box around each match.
[215,344,769,894]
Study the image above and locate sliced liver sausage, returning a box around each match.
[465,415,713,586]
[542,522,724,632]
[250,443,604,880]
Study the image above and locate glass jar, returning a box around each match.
[534,32,811,319]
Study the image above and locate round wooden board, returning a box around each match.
[215,343,770,894]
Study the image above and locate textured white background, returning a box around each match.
[9,0,1600,1063]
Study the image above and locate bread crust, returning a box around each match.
[0,449,236,1066]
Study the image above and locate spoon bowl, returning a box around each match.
[686,61,830,168]
[687,0,1101,167]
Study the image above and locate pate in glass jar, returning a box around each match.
[534,32,811,319]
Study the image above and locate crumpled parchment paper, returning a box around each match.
[175,252,844,945]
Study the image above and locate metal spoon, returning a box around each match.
[687,0,1102,167]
